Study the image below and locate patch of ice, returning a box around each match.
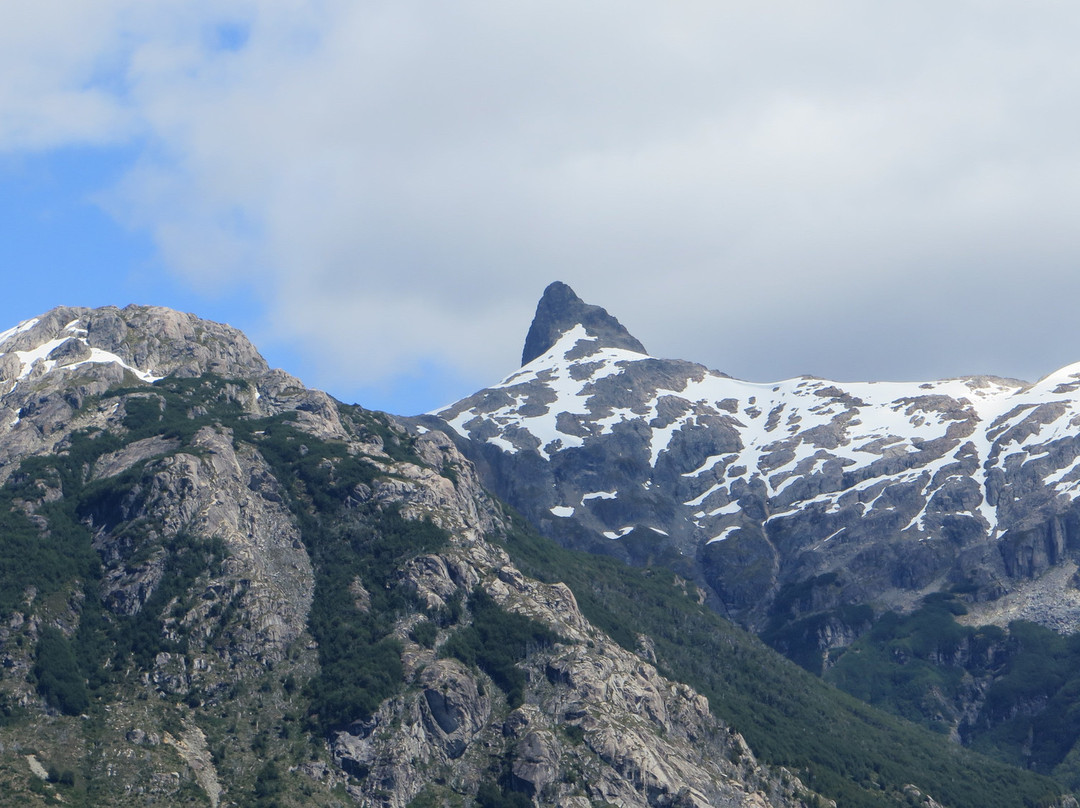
[1055,480,1080,499]
[707,526,740,544]
[74,348,161,383]
[765,489,844,523]
[1044,465,1075,487]
[603,527,634,539]
[681,453,733,478]
[550,506,575,517]
[1028,361,1080,397]
[771,474,802,497]
[435,327,1080,547]
[684,479,732,508]
[810,528,846,551]
[444,408,478,438]
[14,337,69,378]
[487,435,519,454]
[706,501,741,517]
[6,334,161,388]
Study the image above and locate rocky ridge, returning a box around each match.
[432,283,1080,633]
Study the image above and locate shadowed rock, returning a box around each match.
[521,281,647,366]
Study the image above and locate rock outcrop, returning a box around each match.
[521,281,647,365]
[333,533,809,808]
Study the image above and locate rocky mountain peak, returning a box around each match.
[0,304,272,386]
[520,281,647,366]
[0,304,345,481]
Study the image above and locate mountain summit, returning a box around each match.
[520,281,646,366]
[437,284,1080,636]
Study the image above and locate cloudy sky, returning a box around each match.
[5,2,1080,415]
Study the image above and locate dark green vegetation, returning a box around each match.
[760,572,875,674]
[33,627,88,716]
[499,512,1063,808]
[474,779,532,808]
[826,592,1080,791]
[441,587,560,709]
[0,376,258,616]
[826,592,983,730]
[282,486,447,730]
[112,532,228,672]
[0,374,459,805]
[0,432,116,617]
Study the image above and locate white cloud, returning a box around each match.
[7,2,1080,407]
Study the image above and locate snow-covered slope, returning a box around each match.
[431,283,1080,627]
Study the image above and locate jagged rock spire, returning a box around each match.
[520,281,647,366]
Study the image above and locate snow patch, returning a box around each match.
[811,528,846,550]
[0,317,39,349]
[706,501,741,517]
[707,526,740,544]
[487,435,519,454]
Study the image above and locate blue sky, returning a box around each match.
[7,3,1080,416]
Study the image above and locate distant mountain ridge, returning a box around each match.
[432,282,1080,634]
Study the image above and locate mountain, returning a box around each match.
[0,305,815,807]
[431,282,1080,639]
[427,283,1080,789]
[0,304,1067,807]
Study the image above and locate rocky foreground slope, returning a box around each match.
[0,305,816,807]
[432,283,1080,635]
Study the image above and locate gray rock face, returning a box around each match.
[521,281,647,366]
[333,535,811,808]
[434,285,1080,631]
